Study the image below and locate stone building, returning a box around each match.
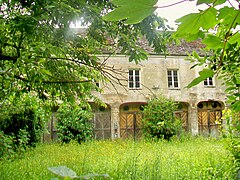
[91,41,226,140]
[43,38,227,142]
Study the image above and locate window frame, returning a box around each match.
[204,77,214,87]
[128,69,141,89]
[167,69,180,89]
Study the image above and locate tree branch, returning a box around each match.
[0,54,18,62]
[156,0,190,9]
[14,75,92,84]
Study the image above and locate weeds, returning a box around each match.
[0,137,237,180]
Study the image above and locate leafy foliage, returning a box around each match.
[223,110,240,167]
[174,1,240,110]
[56,104,93,144]
[0,131,16,159]
[103,0,158,24]
[48,166,78,179]
[0,0,171,156]
[48,166,110,179]
[0,93,47,159]
[186,68,214,88]
[103,0,240,111]
[142,95,181,140]
[0,0,171,107]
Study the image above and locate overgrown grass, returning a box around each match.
[0,136,237,179]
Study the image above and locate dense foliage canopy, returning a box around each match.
[0,0,170,155]
[0,0,170,106]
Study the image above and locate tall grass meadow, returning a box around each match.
[0,136,237,179]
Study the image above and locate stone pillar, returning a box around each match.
[111,105,120,139]
[189,103,198,135]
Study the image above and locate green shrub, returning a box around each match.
[142,95,181,140]
[0,94,47,159]
[1,108,42,146]
[0,131,16,159]
[0,129,31,160]
[56,103,93,144]
[223,109,240,175]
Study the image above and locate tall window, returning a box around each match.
[204,77,213,86]
[167,70,179,88]
[129,69,140,89]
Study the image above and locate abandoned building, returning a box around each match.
[43,37,227,142]
[90,40,226,140]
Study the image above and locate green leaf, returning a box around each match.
[197,0,213,5]
[175,8,217,39]
[79,173,110,179]
[225,87,237,92]
[218,7,240,28]
[103,0,157,24]
[202,34,223,50]
[228,33,240,45]
[40,69,52,76]
[48,166,77,178]
[186,69,214,88]
[197,0,226,6]
[231,100,240,111]
[213,0,227,6]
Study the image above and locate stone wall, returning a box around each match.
[92,55,226,138]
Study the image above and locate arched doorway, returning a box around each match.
[174,102,189,132]
[119,102,147,140]
[197,101,224,136]
[91,103,111,140]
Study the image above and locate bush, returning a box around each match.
[142,95,181,140]
[0,129,31,160]
[0,131,16,159]
[0,94,47,159]
[56,103,93,144]
[223,109,240,175]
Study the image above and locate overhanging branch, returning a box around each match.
[14,75,91,84]
[0,54,17,62]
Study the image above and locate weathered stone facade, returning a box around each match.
[92,55,226,139]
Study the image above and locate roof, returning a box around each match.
[167,40,207,56]
[137,36,208,56]
[73,28,208,56]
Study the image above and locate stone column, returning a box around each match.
[188,103,198,135]
[111,105,120,139]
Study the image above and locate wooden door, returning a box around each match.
[198,110,222,136]
[92,112,111,140]
[174,111,188,131]
[119,112,143,140]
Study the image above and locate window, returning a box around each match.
[92,80,100,88]
[204,77,213,86]
[129,69,140,89]
[95,82,100,88]
[167,70,179,88]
